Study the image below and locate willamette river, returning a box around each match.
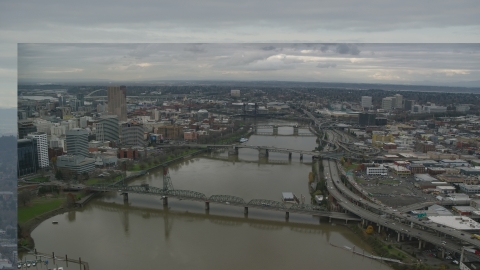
[23,121,392,270]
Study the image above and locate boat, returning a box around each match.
[52,221,58,224]
[239,138,248,143]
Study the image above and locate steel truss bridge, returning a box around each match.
[89,167,359,222]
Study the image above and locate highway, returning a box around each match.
[324,159,480,259]
[328,159,480,250]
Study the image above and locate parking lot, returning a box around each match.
[353,171,438,207]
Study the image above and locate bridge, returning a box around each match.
[204,144,322,158]
[252,124,315,136]
[88,167,359,222]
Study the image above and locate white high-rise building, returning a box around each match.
[382,97,394,111]
[394,94,403,109]
[27,132,49,168]
[361,96,372,109]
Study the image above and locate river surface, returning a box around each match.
[25,121,392,270]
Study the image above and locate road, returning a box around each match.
[324,159,480,260]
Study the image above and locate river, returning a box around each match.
[23,121,392,270]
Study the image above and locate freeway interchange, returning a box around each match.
[324,158,480,261]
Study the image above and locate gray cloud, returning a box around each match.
[16,44,480,87]
[336,44,360,55]
[316,63,337,68]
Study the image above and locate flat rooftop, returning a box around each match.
[427,216,480,231]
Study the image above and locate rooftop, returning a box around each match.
[427,216,480,231]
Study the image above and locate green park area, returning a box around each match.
[18,197,64,224]
[85,174,123,185]
[28,176,50,183]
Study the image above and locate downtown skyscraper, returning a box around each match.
[107,85,127,122]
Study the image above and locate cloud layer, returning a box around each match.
[18,44,480,87]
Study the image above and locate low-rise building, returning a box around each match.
[366,165,387,176]
[459,184,480,194]
[390,165,411,175]
[460,167,480,176]
[439,159,469,167]
[414,174,438,182]
[56,155,95,174]
[436,186,456,194]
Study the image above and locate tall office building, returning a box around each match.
[66,128,89,157]
[404,100,414,111]
[26,132,49,168]
[359,113,376,126]
[18,120,37,139]
[107,86,127,121]
[381,97,394,111]
[394,94,403,109]
[120,122,146,147]
[361,96,372,109]
[96,115,119,144]
[17,138,38,176]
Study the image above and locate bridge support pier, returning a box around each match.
[397,232,401,242]
[162,196,168,206]
[123,193,128,201]
[244,206,248,215]
[228,147,239,156]
[258,148,269,157]
[285,212,289,221]
[329,217,332,223]
[273,126,278,136]
[300,154,303,161]
[418,240,422,250]
[288,152,292,159]
[205,201,210,210]
[293,126,299,136]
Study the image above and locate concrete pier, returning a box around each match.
[244,206,248,215]
[258,148,269,157]
[162,196,168,206]
[123,193,128,201]
[285,212,289,220]
[205,201,210,210]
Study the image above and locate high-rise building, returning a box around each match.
[26,132,49,169]
[359,113,376,126]
[66,128,89,157]
[18,120,37,139]
[361,96,372,109]
[394,94,403,109]
[404,100,414,111]
[17,138,38,176]
[107,86,127,121]
[120,121,146,147]
[77,93,85,106]
[96,115,119,144]
[381,97,394,111]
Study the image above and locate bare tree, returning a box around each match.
[18,190,33,207]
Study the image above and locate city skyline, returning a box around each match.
[18,44,480,88]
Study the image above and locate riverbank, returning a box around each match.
[346,223,450,270]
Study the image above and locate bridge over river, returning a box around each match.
[88,167,360,223]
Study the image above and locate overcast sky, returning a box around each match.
[18,43,480,86]
[3,0,480,107]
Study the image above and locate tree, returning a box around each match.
[18,190,33,207]
[55,170,63,180]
